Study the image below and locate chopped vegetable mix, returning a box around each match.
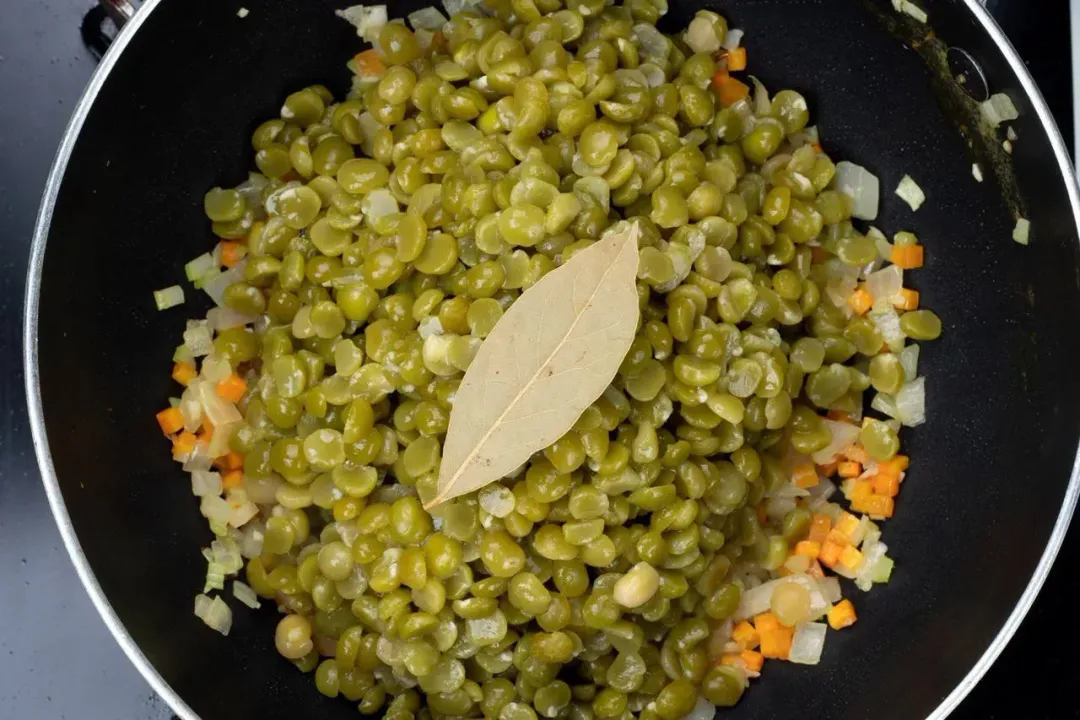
[156,0,943,714]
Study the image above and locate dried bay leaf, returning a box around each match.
[427,223,642,508]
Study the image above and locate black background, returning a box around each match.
[0,0,1075,718]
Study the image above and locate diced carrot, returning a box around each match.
[806,560,825,579]
[726,47,747,72]
[431,30,447,52]
[222,470,244,490]
[172,431,197,460]
[827,599,858,630]
[812,142,824,153]
[156,407,184,435]
[811,246,829,264]
[732,621,760,650]
[853,494,895,518]
[816,461,839,478]
[837,461,861,479]
[755,502,767,525]
[794,540,821,559]
[739,649,764,672]
[216,374,248,403]
[826,409,852,423]
[792,463,819,489]
[843,445,869,464]
[200,417,215,437]
[224,451,244,471]
[808,514,832,543]
[890,244,925,269]
[892,288,920,311]
[819,538,845,568]
[839,545,864,570]
[879,455,910,475]
[848,288,873,315]
[755,613,793,660]
[220,241,244,268]
[834,512,861,539]
[850,479,874,506]
[712,71,750,106]
[872,472,901,498]
[171,361,197,386]
[353,48,386,76]
[719,653,744,669]
[753,612,781,634]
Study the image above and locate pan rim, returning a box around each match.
[20,1,1080,719]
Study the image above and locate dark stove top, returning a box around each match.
[0,1,1074,718]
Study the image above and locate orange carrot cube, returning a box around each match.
[854,495,895,519]
[794,540,821,559]
[171,361,197,386]
[819,538,845,568]
[838,461,861,478]
[222,470,244,490]
[834,512,861,539]
[872,473,901,498]
[892,288,920,310]
[732,621,760,650]
[839,545,864,570]
[792,463,819,489]
[890,244,925,269]
[726,47,747,71]
[156,407,184,435]
[808,514,832,543]
[740,650,764,672]
[827,599,858,630]
[847,288,872,315]
[216,374,248,403]
[171,431,197,459]
[816,461,839,478]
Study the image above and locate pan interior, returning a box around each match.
[30,0,1080,718]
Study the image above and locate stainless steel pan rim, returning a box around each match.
[21,1,1080,718]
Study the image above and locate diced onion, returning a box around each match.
[417,316,444,339]
[686,696,716,720]
[899,0,927,22]
[211,537,243,573]
[869,303,906,352]
[855,541,889,591]
[233,580,261,609]
[196,594,232,636]
[200,495,231,525]
[239,522,265,558]
[972,163,984,182]
[865,265,903,305]
[981,92,1019,128]
[818,577,843,604]
[179,384,204,432]
[750,76,771,117]
[722,28,744,51]
[207,306,258,331]
[153,285,185,311]
[895,174,926,211]
[185,253,216,282]
[1013,217,1031,245]
[870,392,899,420]
[834,161,880,221]
[895,377,926,427]
[228,501,259,528]
[208,422,237,459]
[1007,126,1018,141]
[899,344,920,380]
[197,379,243,426]
[788,622,828,665]
[183,321,213,357]
[811,419,861,464]
[191,470,222,497]
[336,4,388,41]
[408,6,447,30]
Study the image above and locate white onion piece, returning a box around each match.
[239,522,265,558]
[208,422,238,459]
[200,495,231,525]
[1013,217,1031,245]
[208,306,258,331]
[686,696,715,720]
[408,6,447,30]
[834,161,880,221]
[899,344,920,381]
[871,392,900,420]
[819,576,843,604]
[895,377,926,427]
[811,420,861,464]
[336,4,388,41]
[722,28,744,51]
[183,320,213,357]
[749,76,771,116]
[200,355,232,383]
[865,265,903,304]
[895,174,926,211]
[632,24,669,60]
[855,541,889,591]
[191,470,222,497]
[788,622,828,665]
[197,379,243,426]
[869,303,906,352]
[980,92,1019,127]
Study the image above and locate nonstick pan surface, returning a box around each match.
[24,0,1080,718]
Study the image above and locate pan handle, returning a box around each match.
[81,0,138,60]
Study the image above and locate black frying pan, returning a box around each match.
[23,0,1080,718]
